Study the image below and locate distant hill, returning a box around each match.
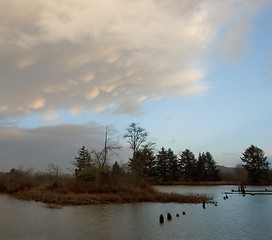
[216,165,236,175]
[217,165,247,182]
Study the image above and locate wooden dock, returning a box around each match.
[224,189,272,195]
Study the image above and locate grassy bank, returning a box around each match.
[0,169,209,205]
[13,188,208,206]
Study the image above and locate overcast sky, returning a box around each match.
[0,0,271,172]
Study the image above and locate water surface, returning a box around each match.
[1,185,271,240]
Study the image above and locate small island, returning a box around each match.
[0,168,209,206]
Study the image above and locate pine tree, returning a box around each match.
[241,145,270,184]
[129,145,156,178]
[205,152,221,181]
[167,148,179,181]
[196,153,207,181]
[156,147,169,181]
[112,161,122,177]
[74,146,93,179]
[179,149,197,181]
[196,152,221,181]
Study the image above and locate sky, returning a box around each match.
[0,0,272,172]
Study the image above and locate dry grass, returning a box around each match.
[1,169,209,205]
[14,188,209,205]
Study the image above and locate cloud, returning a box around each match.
[0,122,123,171]
[28,98,46,110]
[0,0,270,119]
[0,106,8,112]
[0,127,27,140]
[43,111,60,122]
[113,98,145,116]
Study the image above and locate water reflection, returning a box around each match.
[1,185,272,240]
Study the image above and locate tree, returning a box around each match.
[196,152,220,181]
[204,152,221,181]
[74,146,92,172]
[156,147,169,181]
[124,123,148,157]
[179,149,197,181]
[241,145,270,184]
[46,163,62,177]
[166,148,179,181]
[129,144,156,178]
[112,161,122,177]
[73,146,93,180]
[196,153,207,181]
[94,126,121,167]
[111,161,124,189]
[155,147,179,181]
[142,145,156,178]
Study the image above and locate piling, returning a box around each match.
[159,214,164,223]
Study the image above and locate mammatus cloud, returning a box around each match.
[0,0,270,120]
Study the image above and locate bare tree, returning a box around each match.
[94,126,121,167]
[123,123,148,157]
[47,163,62,176]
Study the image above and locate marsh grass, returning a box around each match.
[0,169,209,205]
[14,188,208,205]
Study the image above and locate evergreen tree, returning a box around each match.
[241,145,270,184]
[196,152,221,181]
[129,145,156,178]
[112,161,122,177]
[196,152,207,181]
[143,145,156,178]
[205,152,221,181]
[167,148,179,181]
[179,149,197,181]
[74,146,92,172]
[156,147,169,181]
[74,146,93,180]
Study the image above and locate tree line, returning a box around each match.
[129,146,221,182]
[74,123,220,183]
[125,123,220,183]
[73,122,270,185]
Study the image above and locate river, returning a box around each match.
[0,185,272,240]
